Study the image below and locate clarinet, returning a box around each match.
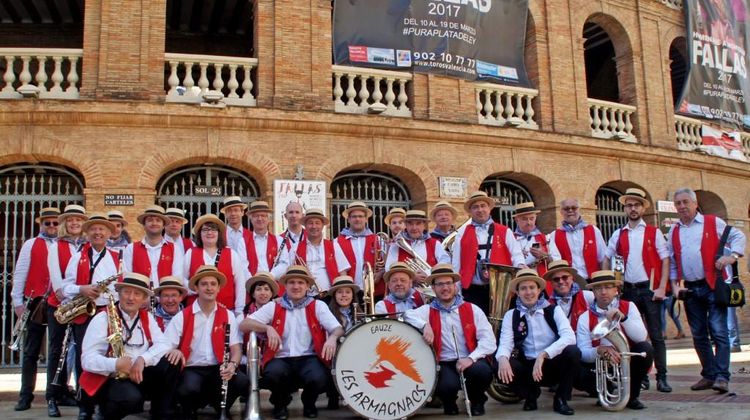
[219,323,231,420]
[52,325,73,387]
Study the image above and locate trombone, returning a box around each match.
[354,262,376,323]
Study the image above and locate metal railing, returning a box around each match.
[0,48,83,100]
[475,83,539,129]
[165,53,258,107]
[588,98,638,143]
[332,65,413,117]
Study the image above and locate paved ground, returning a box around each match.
[1,336,750,419]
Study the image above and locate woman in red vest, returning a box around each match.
[183,214,250,317]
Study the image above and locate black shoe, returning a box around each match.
[272,406,289,420]
[14,398,32,411]
[327,397,339,410]
[303,405,318,418]
[641,377,650,390]
[57,394,78,407]
[470,403,485,416]
[553,397,575,415]
[627,398,645,410]
[657,378,673,393]
[77,411,93,420]
[523,398,538,411]
[443,402,459,415]
[47,400,61,418]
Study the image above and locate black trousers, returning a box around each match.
[578,341,654,401]
[622,285,667,379]
[73,317,94,412]
[19,317,46,402]
[262,356,328,409]
[46,305,72,401]
[90,358,180,420]
[436,358,492,407]
[462,284,490,315]
[177,365,249,414]
[508,345,581,401]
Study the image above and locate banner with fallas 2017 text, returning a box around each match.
[676,0,750,129]
[332,0,531,87]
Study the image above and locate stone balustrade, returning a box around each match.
[0,48,82,99]
[475,83,539,129]
[165,53,258,107]
[742,132,750,160]
[674,115,703,151]
[332,65,412,117]
[659,0,683,9]
[588,98,638,143]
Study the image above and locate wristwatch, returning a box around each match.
[731,253,740,261]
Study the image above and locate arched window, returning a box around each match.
[595,187,626,242]
[669,37,688,107]
[583,22,619,102]
[480,177,533,229]
[330,171,411,236]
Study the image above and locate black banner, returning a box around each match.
[332,0,531,87]
[676,0,750,128]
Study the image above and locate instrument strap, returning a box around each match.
[116,306,141,346]
[88,247,106,278]
[476,223,494,261]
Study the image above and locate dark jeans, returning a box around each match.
[436,358,492,407]
[73,317,94,413]
[684,281,730,381]
[262,356,328,409]
[578,341,653,401]
[462,284,490,315]
[19,317,46,402]
[177,365,249,414]
[622,285,667,379]
[46,305,71,401]
[508,345,581,401]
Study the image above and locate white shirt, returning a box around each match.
[496,305,575,360]
[605,220,669,283]
[182,248,251,317]
[334,234,371,289]
[249,300,341,358]
[165,235,193,260]
[81,307,166,375]
[576,299,648,363]
[59,247,120,307]
[292,239,350,291]
[11,236,57,307]
[451,220,526,285]
[514,230,550,267]
[384,236,451,273]
[553,290,595,321]
[282,229,305,255]
[375,291,421,314]
[123,239,184,287]
[145,300,241,367]
[549,225,607,279]
[404,303,497,362]
[247,232,283,275]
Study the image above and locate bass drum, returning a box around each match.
[333,318,437,420]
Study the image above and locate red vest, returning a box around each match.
[25,238,51,299]
[397,237,438,267]
[588,299,631,347]
[132,241,175,279]
[459,223,512,289]
[548,290,588,330]
[671,215,722,289]
[554,225,600,278]
[80,309,153,396]
[72,244,120,324]
[178,303,230,364]
[261,302,327,367]
[296,239,341,288]
[428,302,477,361]
[383,291,425,315]
[337,234,384,297]
[47,240,75,307]
[182,238,194,252]
[617,225,666,291]
[189,248,237,310]
[244,231,278,275]
[155,315,166,332]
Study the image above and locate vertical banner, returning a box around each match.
[273,180,327,234]
[676,0,750,128]
[333,0,531,86]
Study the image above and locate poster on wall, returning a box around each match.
[273,180,327,234]
[676,0,750,129]
[333,0,531,86]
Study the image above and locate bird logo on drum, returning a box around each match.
[364,336,423,388]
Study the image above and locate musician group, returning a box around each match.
[9,186,745,419]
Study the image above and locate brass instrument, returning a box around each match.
[375,232,389,269]
[592,315,646,411]
[244,331,261,420]
[612,255,625,283]
[9,289,40,351]
[54,272,121,324]
[441,219,471,256]
[105,292,128,380]
[354,262,376,323]
[394,236,436,301]
[52,325,73,387]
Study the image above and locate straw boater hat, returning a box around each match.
[512,202,541,218]
[220,196,247,213]
[136,205,171,225]
[165,207,188,224]
[328,275,361,294]
[463,191,495,212]
[58,204,87,223]
[426,263,461,284]
[384,261,416,282]
[247,200,273,215]
[279,265,316,286]
[430,200,458,221]
[384,207,407,225]
[542,259,583,283]
[82,214,116,232]
[192,214,226,236]
[189,265,227,290]
[154,275,188,296]
[404,209,429,222]
[302,208,330,225]
[245,272,279,297]
[509,268,546,291]
[585,270,623,290]
[341,201,373,219]
[107,210,128,227]
[618,188,651,209]
[114,272,153,296]
[35,207,61,224]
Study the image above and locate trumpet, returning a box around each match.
[9,289,45,351]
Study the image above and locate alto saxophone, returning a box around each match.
[54,272,121,324]
[105,292,129,380]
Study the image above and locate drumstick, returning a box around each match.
[451,326,472,418]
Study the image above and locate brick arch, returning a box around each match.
[0,137,104,188]
[137,144,281,197]
[314,153,433,207]
[696,190,728,220]
[598,179,657,220]
[482,172,557,232]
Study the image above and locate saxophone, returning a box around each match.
[54,272,121,324]
[105,292,129,380]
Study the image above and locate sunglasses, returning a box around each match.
[43,221,59,227]
[551,274,572,282]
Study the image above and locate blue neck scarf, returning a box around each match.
[589,298,618,317]
[562,218,587,233]
[514,227,542,239]
[39,232,57,240]
[552,283,581,304]
[155,303,182,324]
[515,297,550,317]
[472,219,493,229]
[397,231,431,242]
[430,294,464,313]
[280,293,314,310]
[387,288,416,305]
[340,227,374,238]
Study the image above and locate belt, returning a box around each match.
[623,281,650,290]
[684,279,708,288]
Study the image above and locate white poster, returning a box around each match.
[273,180,327,234]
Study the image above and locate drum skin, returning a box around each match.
[333,318,438,420]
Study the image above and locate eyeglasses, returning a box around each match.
[43,221,59,227]
[433,281,454,288]
[562,207,579,212]
[623,203,643,209]
[551,274,571,282]
[201,226,219,232]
